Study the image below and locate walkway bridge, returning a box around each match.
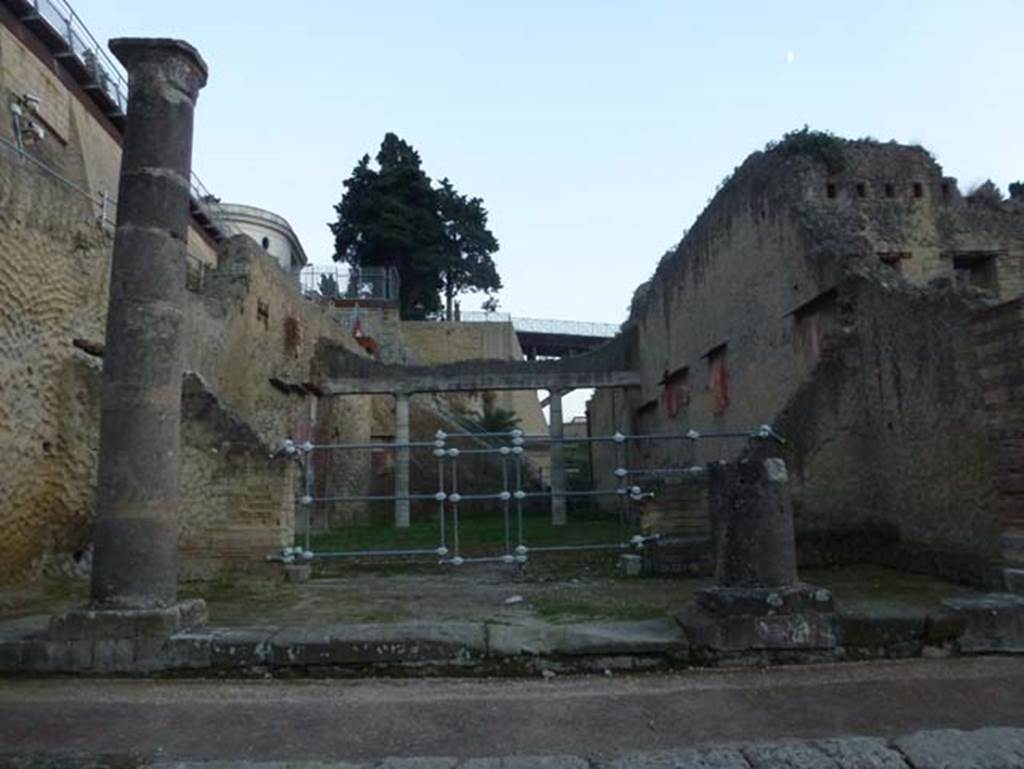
[461,312,620,359]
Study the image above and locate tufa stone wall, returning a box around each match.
[0,138,372,580]
[591,136,1024,574]
[771,274,1003,574]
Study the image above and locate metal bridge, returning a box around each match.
[461,311,620,358]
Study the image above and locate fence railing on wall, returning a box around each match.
[300,265,400,303]
[10,0,234,238]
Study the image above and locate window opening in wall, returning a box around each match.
[952,252,1000,296]
[884,183,895,198]
[877,251,912,274]
[633,398,659,464]
[826,183,837,199]
[913,182,924,198]
[792,288,838,364]
[704,345,729,415]
[659,366,691,419]
[856,183,866,198]
[941,183,951,200]
[261,236,270,250]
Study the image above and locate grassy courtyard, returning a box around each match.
[298,509,629,556]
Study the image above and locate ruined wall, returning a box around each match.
[0,138,373,581]
[593,137,1024,568]
[773,275,1002,570]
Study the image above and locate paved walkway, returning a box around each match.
[1,658,1023,764]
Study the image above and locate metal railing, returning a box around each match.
[272,424,784,567]
[15,0,233,237]
[460,312,619,339]
[300,265,400,302]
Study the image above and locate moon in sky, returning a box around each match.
[786,50,796,64]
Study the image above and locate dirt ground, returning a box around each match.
[0,556,987,629]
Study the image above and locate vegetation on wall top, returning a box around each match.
[765,125,848,175]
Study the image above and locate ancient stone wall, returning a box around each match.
[773,275,1002,571]
[0,21,218,266]
[591,138,1024,569]
[0,141,372,581]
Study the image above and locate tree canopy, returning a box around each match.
[329,133,501,319]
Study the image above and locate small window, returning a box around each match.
[878,251,911,268]
[826,183,837,199]
[856,183,866,198]
[941,183,951,200]
[884,183,895,198]
[261,236,270,250]
[705,345,729,415]
[953,252,999,296]
[913,182,923,199]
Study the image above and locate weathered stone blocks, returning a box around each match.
[943,593,1024,653]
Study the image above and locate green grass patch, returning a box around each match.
[529,595,668,623]
[300,511,627,556]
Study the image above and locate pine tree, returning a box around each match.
[329,133,500,319]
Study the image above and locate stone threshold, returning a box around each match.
[1,593,1024,676]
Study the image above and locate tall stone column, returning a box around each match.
[394,392,411,528]
[88,39,208,610]
[548,388,567,526]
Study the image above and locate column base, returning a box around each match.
[49,599,207,640]
[677,584,837,656]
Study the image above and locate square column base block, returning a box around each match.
[48,599,207,640]
[678,585,837,652]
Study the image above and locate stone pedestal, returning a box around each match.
[49,599,208,641]
[677,458,837,660]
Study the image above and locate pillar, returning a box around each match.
[394,392,411,528]
[548,388,567,526]
[677,458,837,659]
[707,458,797,588]
[89,39,208,609]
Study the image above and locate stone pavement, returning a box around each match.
[3,729,1024,768]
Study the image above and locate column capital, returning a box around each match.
[110,37,208,99]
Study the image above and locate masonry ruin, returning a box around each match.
[4,1,1024,675]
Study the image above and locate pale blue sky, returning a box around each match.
[79,0,1023,328]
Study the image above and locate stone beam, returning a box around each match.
[320,370,640,396]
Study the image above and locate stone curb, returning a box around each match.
[1,593,1022,676]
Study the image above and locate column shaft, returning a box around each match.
[549,389,567,526]
[90,39,208,609]
[394,393,411,528]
